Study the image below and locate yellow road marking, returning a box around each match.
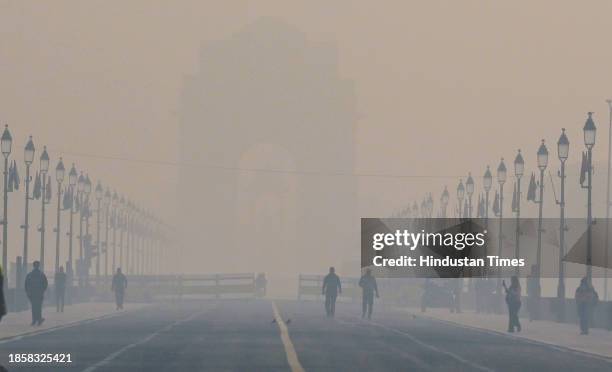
[272,301,305,372]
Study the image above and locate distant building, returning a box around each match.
[178,19,357,277]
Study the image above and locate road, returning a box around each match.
[1,299,611,371]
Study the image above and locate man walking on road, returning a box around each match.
[54,266,66,312]
[322,267,341,317]
[25,261,48,326]
[111,268,127,310]
[359,268,379,319]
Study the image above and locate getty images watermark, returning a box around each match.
[361,218,612,278]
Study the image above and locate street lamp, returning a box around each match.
[496,158,506,311]
[119,195,125,270]
[556,128,569,322]
[513,150,524,276]
[441,186,449,218]
[111,191,118,274]
[67,164,78,287]
[95,181,103,286]
[22,136,35,277]
[1,125,11,289]
[533,139,548,319]
[583,112,596,284]
[457,180,465,218]
[54,158,65,273]
[103,188,111,282]
[466,173,474,218]
[39,146,50,272]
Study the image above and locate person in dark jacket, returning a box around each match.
[0,265,6,323]
[322,267,341,317]
[25,261,48,326]
[111,268,128,310]
[359,268,379,319]
[503,276,522,333]
[576,277,598,335]
[54,266,66,313]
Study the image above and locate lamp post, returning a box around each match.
[77,172,85,279]
[119,196,125,270]
[483,166,492,227]
[466,173,474,218]
[111,191,118,274]
[496,158,507,310]
[103,188,111,283]
[95,181,103,286]
[84,175,91,285]
[1,125,11,289]
[534,139,548,319]
[556,128,569,322]
[54,158,65,273]
[441,186,449,218]
[39,146,50,272]
[514,150,524,276]
[583,112,597,284]
[457,180,465,218]
[605,100,612,301]
[67,164,77,283]
[22,136,35,276]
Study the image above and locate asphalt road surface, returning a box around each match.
[1,299,611,371]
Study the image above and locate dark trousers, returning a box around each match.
[578,304,590,334]
[29,296,44,323]
[362,293,374,319]
[325,293,337,317]
[56,290,65,312]
[115,291,125,309]
[507,302,521,332]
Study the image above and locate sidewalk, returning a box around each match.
[0,302,149,341]
[409,307,612,359]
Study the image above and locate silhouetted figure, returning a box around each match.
[54,266,66,313]
[503,276,521,333]
[420,279,433,312]
[0,265,6,323]
[575,277,598,335]
[25,261,48,326]
[322,267,341,317]
[111,268,127,310]
[359,269,379,319]
[526,265,540,321]
[255,273,267,297]
[449,278,462,313]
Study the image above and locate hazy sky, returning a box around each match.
[2,0,612,223]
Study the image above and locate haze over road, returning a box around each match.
[1,300,611,371]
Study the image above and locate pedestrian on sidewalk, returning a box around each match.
[54,266,66,313]
[575,277,598,335]
[0,265,6,323]
[111,268,128,310]
[359,268,379,319]
[25,261,48,326]
[503,276,521,333]
[322,267,341,317]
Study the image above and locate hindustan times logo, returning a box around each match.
[372,230,487,251]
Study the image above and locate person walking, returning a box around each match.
[503,276,521,333]
[322,267,341,317]
[25,261,48,326]
[111,268,128,310]
[576,277,599,335]
[359,268,379,319]
[54,266,66,312]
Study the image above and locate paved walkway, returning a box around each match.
[412,307,612,359]
[0,302,149,341]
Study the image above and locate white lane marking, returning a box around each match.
[272,301,305,372]
[0,309,136,345]
[81,309,206,372]
[350,317,495,372]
